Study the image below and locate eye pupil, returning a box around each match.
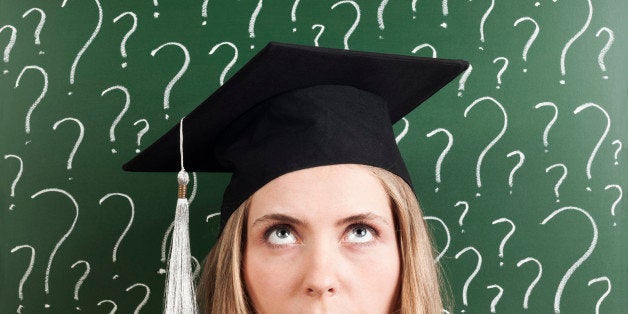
[275,229,290,238]
[355,227,367,237]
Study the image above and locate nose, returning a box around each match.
[302,241,340,297]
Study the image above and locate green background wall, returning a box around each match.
[1,0,626,313]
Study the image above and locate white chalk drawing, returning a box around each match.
[52,117,85,170]
[112,12,138,69]
[479,0,495,49]
[454,246,482,308]
[61,0,102,86]
[412,43,437,58]
[70,260,90,301]
[152,0,159,18]
[540,206,598,314]
[10,245,35,301]
[492,218,515,267]
[516,257,543,309]
[546,163,568,203]
[249,0,263,39]
[96,299,117,314]
[492,57,508,89]
[150,42,191,119]
[533,102,558,153]
[423,216,451,263]
[15,65,48,135]
[133,119,150,153]
[426,128,453,192]
[331,1,360,49]
[312,24,325,46]
[587,277,611,314]
[506,150,525,194]
[99,193,135,262]
[486,284,503,313]
[454,201,470,233]
[208,42,238,86]
[291,0,301,31]
[559,0,592,84]
[3,154,23,198]
[458,64,473,97]
[202,0,210,25]
[513,17,539,72]
[464,96,509,196]
[604,184,622,227]
[611,140,622,165]
[0,25,17,63]
[595,27,614,80]
[377,0,388,30]
[21,8,46,54]
[573,103,610,189]
[395,117,409,144]
[125,283,151,314]
[101,85,130,154]
[30,188,79,295]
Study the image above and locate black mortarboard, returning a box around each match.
[123,41,468,230]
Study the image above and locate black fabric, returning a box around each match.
[122,41,469,233]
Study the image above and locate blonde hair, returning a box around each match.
[196,164,453,313]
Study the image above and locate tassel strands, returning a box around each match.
[164,117,198,313]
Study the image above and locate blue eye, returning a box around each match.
[267,226,298,245]
[345,225,376,243]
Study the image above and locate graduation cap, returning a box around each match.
[123,41,468,313]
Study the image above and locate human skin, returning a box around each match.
[243,164,401,313]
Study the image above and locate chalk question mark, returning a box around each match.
[61,0,103,90]
[573,103,610,191]
[513,17,539,73]
[152,0,159,18]
[587,277,611,314]
[478,0,495,50]
[134,119,150,153]
[30,188,79,303]
[97,299,117,313]
[290,0,301,32]
[22,8,46,55]
[611,140,622,165]
[454,201,469,233]
[3,154,23,210]
[202,0,210,25]
[126,283,151,314]
[440,0,449,28]
[492,57,508,89]
[151,42,191,120]
[455,247,482,309]
[248,0,263,47]
[208,42,238,86]
[457,64,473,97]
[426,128,453,192]
[559,0,592,84]
[506,150,525,194]
[541,206,598,314]
[99,193,135,264]
[113,12,137,69]
[395,117,409,144]
[10,244,35,306]
[331,0,361,49]
[0,24,17,74]
[70,260,90,310]
[486,284,503,313]
[52,117,85,172]
[492,218,515,267]
[422,216,451,263]
[533,102,558,153]
[546,163,567,203]
[412,43,437,58]
[516,257,543,309]
[604,184,622,227]
[15,65,49,138]
[312,24,325,46]
[594,27,614,80]
[101,86,130,154]
[464,96,509,197]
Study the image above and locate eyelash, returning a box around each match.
[262,220,381,248]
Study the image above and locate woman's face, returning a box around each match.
[243,164,400,313]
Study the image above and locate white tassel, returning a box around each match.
[164,169,197,314]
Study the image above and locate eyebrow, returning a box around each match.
[251,212,391,229]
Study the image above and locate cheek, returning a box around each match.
[349,243,401,296]
[243,245,300,305]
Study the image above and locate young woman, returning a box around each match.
[196,163,453,313]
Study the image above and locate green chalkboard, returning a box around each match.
[1,0,626,313]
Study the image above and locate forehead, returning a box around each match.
[248,164,392,224]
